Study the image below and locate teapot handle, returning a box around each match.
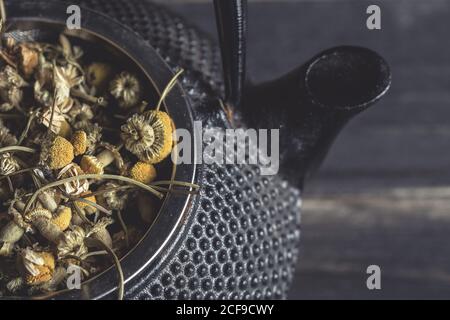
[213,0,247,109]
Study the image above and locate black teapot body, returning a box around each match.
[3,0,390,299]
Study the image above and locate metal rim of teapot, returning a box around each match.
[2,0,197,300]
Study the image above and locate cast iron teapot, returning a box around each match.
[4,0,391,299]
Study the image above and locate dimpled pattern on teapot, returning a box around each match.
[75,0,302,299]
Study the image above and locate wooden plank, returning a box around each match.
[290,187,450,299]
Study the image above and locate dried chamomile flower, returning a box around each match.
[59,34,84,62]
[87,217,114,248]
[58,119,73,139]
[80,155,103,175]
[73,121,101,155]
[25,208,62,243]
[74,191,97,215]
[57,163,89,196]
[110,72,140,109]
[80,147,117,175]
[70,130,87,156]
[51,206,72,231]
[97,182,129,212]
[69,103,94,126]
[0,220,24,256]
[39,106,67,135]
[6,277,24,294]
[87,62,112,89]
[18,44,39,77]
[53,64,82,112]
[0,123,18,147]
[34,80,53,108]
[0,153,20,175]
[121,110,173,164]
[57,225,88,259]
[101,142,125,171]
[40,136,75,170]
[130,161,156,184]
[20,248,55,285]
[0,65,25,109]
[0,65,27,88]
[0,203,29,256]
[0,86,23,112]
[37,190,59,213]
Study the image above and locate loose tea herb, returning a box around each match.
[0,31,197,299]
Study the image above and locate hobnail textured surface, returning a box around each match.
[76,0,302,300]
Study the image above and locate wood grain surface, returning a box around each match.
[161,0,450,299]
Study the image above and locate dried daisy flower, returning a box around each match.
[70,130,87,156]
[87,62,112,89]
[40,136,75,170]
[39,106,68,135]
[69,103,94,127]
[0,86,23,112]
[0,202,31,256]
[20,248,55,285]
[6,277,24,294]
[59,34,84,62]
[0,124,18,147]
[97,182,129,212]
[34,79,52,108]
[18,44,39,77]
[87,217,114,248]
[24,208,62,243]
[57,163,89,196]
[57,225,87,259]
[37,190,59,213]
[36,53,53,85]
[130,161,156,184]
[53,64,82,112]
[0,66,27,112]
[0,220,24,256]
[74,191,97,215]
[0,153,20,175]
[110,72,140,109]
[80,147,117,175]
[121,110,173,164]
[51,206,72,231]
[73,121,101,155]
[0,65,27,88]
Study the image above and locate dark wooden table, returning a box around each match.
[156,0,450,299]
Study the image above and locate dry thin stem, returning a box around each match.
[48,88,58,134]
[71,88,107,107]
[81,250,108,260]
[71,197,111,216]
[150,185,199,195]
[151,180,200,190]
[77,185,134,198]
[116,210,129,247]
[0,0,5,36]
[0,50,16,68]
[5,176,13,192]
[24,174,165,214]
[0,167,37,181]
[72,202,93,226]
[18,112,37,145]
[85,237,124,300]
[155,68,184,111]
[0,146,36,155]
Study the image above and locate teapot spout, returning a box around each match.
[240,46,391,188]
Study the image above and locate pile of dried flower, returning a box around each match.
[0,33,195,299]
